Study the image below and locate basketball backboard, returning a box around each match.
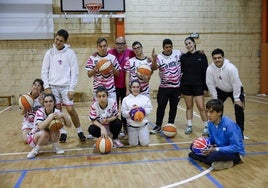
[60,0,125,12]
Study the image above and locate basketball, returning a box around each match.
[129,106,145,122]
[18,94,34,110]
[48,119,64,132]
[192,137,211,155]
[96,59,112,75]
[137,64,152,82]
[96,137,113,154]
[162,123,177,137]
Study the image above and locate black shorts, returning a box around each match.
[181,85,204,96]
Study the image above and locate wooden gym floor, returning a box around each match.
[0,95,267,188]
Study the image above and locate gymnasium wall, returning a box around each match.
[0,0,262,102]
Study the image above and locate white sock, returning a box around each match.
[34,145,40,152]
[60,128,67,134]
[203,121,208,128]
[187,120,192,127]
[76,127,83,133]
[52,142,60,150]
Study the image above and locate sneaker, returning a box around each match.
[212,161,234,170]
[86,134,95,139]
[113,139,124,148]
[78,132,86,142]
[59,133,67,143]
[202,127,209,136]
[27,148,39,159]
[185,126,193,134]
[119,131,126,138]
[150,125,161,134]
[55,148,65,155]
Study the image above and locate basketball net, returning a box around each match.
[85,3,102,24]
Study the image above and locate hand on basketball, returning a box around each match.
[201,146,213,156]
[100,126,108,137]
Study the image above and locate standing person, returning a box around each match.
[150,39,182,133]
[124,41,153,97]
[20,79,44,144]
[108,36,135,136]
[121,80,153,147]
[88,86,124,148]
[26,93,72,159]
[85,37,120,101]
[180,37,209,136]
[41,29,86,142]
[188,99,245,170]
[206,48,245,137]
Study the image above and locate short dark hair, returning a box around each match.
[162,39,173,48]
[206,99,224,115]
[132,41,143,48]
[97,38,107,46]
[96,86,108,96]
[56,29,69,41]
[211,48,224,57]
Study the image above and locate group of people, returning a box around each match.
[19,29,245,171]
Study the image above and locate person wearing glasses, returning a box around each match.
[108,36,135,137]
[124,41,154,97]
[41,29,86,142]
[26,93,72,159]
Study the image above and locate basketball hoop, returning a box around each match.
[85,3,102,24]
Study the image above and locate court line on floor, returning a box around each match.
[160,166,214,188]
[0,106,12,113]
[0,141,192,157]
[246,98,268,105]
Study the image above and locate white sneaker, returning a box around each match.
[27,148,39,159]
[54,147,64,155]
[113,139,124,148]
[119,131,126,138]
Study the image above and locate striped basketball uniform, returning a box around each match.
[124,56,152,96]
[21,92,43,131]
[85,53,120,100]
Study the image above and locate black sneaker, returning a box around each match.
[78,132,86,142]
[59,133,67,143]
[150,125,161,134]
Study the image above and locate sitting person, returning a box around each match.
[88,86,124,148]
[27,93,72,159]
[188,99,245,170]
[121,80,153,146]
[20,78,44,144]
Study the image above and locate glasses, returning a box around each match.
[116,42,126,46]
[133,46,141,50]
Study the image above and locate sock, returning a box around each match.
[52,142,60,150]
[60,128,67,134]
[203,121,208,128]
[187,120,192,127]
[34,145,40,152]
[76,127,83,133]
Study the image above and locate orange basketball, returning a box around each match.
[162,123,177,138]
[96,59,112,75]
[48,119,64,132]
[96,137,113,154]
[18,94,34,110]
[137,64,152,76]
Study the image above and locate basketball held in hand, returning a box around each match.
[129,107,146,122]
[96,59,112,75]
[192,137,211,155]
[137,64,152,82]
[18,94,34,110]
[48,119,64,132]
